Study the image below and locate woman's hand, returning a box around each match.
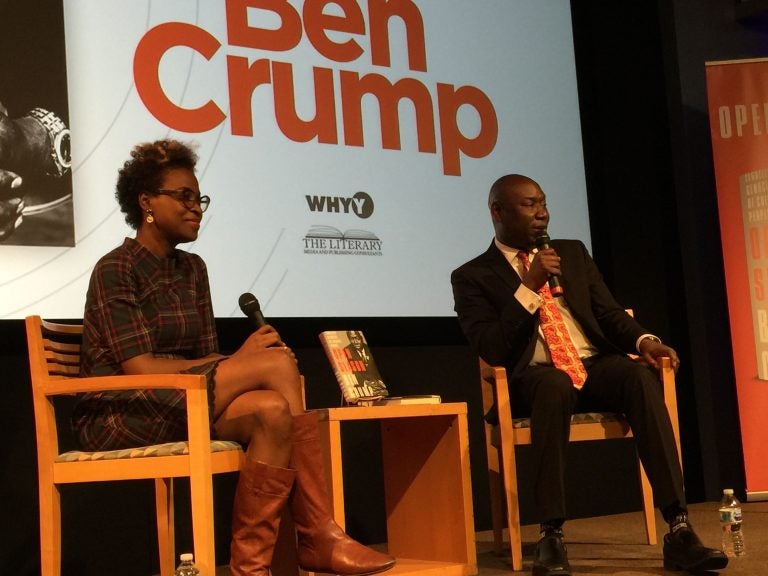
[243,325,283,349]
[236,325,298,363]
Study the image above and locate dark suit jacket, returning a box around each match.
[451,239,650,378]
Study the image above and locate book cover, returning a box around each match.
[319,330,389,405]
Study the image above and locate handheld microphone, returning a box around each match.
[238,292,267,329]
[534,233,564,297]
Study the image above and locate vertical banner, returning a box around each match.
[706,58,768,500]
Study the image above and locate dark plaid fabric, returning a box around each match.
[72,238,220,451]
[73,361,220,451]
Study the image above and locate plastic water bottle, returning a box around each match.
[719,489,746,557]
[174,553,200,576]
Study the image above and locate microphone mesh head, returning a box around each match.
[535,233,551,248]
[238,292,259,314]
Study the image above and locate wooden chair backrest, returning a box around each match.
[26,317,85,461]
[38,319,83,378]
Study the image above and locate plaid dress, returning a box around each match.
[72,238,220,451]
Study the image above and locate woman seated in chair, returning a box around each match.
[71,139,395,576]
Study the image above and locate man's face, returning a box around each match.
[491,180,549,249]
[348,332,363,349]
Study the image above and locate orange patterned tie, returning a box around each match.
[517,251,587,389]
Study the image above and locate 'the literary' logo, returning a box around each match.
[302,225,382,256]
[132,0,498,176]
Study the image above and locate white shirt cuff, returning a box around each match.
[636,333,661,352]
[515,284,542,314]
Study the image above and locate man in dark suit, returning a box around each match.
[451,174,726,576]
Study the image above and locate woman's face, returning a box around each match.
[144,167,203,245]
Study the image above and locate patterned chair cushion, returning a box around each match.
[56,440,243,462]
[513,411,625,429]
[491,412,626,447]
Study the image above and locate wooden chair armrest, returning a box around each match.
[39,372,208,396]
[656,356,674,396]
[656,356,681,460]
[639,354,677,408]
[479,359,515,427]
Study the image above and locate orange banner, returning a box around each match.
[706,58,768,499]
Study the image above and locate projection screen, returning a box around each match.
[0,0,589,319]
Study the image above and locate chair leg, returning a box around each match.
[484,423,505,555]
[155,478,175,576]
[190,469,217,576]
[498,430,523,572]
[39,480,61,576]
[504,463,524,572]
[637,459,658,545]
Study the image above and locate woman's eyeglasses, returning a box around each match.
[154,188,211,212]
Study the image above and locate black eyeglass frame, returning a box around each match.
[153,188,211,212]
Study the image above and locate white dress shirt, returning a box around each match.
[495,239,659,364]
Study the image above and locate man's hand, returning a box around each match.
[0,169,24,241]
[523,248,561,292]
[1,103,72,177]
[0,102,26,242]
[0,104,17,163]
[638,337,680,372]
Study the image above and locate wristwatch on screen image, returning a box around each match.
[26,107,72,177]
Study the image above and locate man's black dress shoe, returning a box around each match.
[532,532,571,576]
[663,526,729,572]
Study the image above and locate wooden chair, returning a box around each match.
[25,315,246,576]
[479,353,681,571]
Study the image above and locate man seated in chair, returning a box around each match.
[450,174,727,576]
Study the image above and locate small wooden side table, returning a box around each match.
[312,402,477,576]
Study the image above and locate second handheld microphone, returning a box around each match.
[238,292,267,328]
[534,233,564,297]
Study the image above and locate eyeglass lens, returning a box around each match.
[156,188,210,212]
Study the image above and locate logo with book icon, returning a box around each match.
[302,225,382,256]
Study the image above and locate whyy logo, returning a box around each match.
[305,191,374,219]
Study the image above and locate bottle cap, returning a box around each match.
[180,553,194,562]
[723,488,734,495]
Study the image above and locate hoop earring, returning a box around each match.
[145,209,154,224]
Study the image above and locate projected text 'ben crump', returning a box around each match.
[133,0,499,176]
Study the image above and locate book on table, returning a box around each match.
[319,329,442,407]
[372,395,442,406]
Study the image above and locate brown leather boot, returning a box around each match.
[290,412,396,575]
[230,459,296,576]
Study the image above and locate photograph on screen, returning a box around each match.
[0,0,73,248]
